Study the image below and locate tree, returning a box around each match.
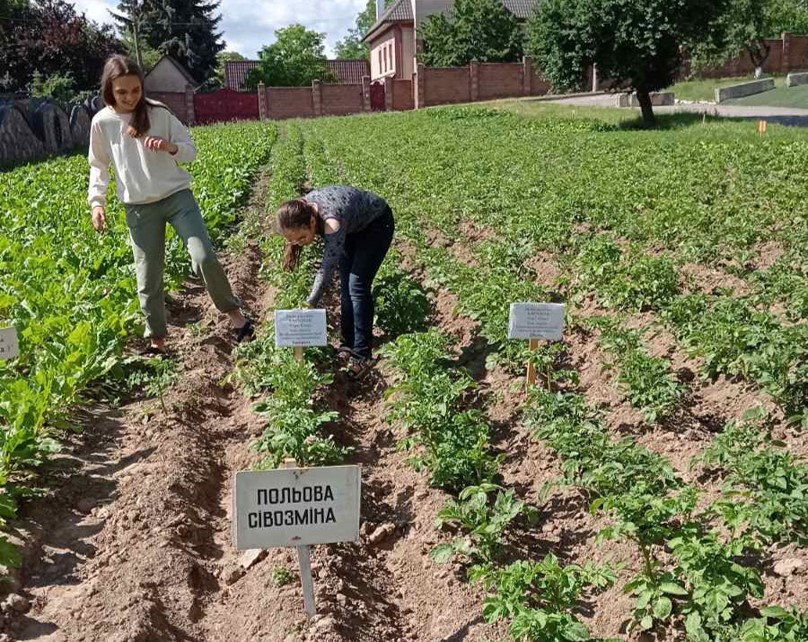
[528,0,727,127]
[0,0,122,94]
[112,0,225,81]
[246,25,336,88]
[420,0,524,67]
[334,0,393,59]
[693,0,808,77]
[202,50,246,90]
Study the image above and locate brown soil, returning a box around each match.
[5,185,806,642]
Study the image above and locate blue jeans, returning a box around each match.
[339,207,394,359]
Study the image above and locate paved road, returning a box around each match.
[546,94,808,127]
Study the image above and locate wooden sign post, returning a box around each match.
[233,464,361,619]
[508,303,566,387]
[758,120,767,136]
[0,327,19,361]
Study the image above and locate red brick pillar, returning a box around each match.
[185,84,195,125]
[783,33,792,73]
[312,79,323,116]
[384,77,394,111]
[258,82,267,120]
[522,56,532,95]
[470,60,479,102]
[362,76,372,111]
[415,63,426,109]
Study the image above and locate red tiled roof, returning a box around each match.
[502,0,539,19]
[224,59,370,90]
[326,59,371,84]
[224,60,260,91]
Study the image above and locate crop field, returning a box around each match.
[0,105,806,642]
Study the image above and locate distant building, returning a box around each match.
[363,0,538,82]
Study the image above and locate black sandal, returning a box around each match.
[233,319,256,344]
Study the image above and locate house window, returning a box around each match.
[378,50,382,74]
[389,43,394,71]
[383,47,388,72]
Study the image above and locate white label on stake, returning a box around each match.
[508,303,566,341]
[0,327,19,360]
[275,309,328,347]
[233,465,361,550]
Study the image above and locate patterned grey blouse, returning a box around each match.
[304,185,390,306]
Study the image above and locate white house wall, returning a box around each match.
[370,34,397,80]
[145,60,189,93]
[402,26,415,79]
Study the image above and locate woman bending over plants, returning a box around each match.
[276,186,395,378]
[88,55,254,356]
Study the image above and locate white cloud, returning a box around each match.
[71,0,369,58]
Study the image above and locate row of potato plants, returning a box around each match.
[233,124,348,469]
[309,108,807,427]
[298,115,808,639]
[302,118,628,641]
[0,121,277,568]
[299,121,618,640]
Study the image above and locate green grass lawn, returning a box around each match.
[670,75,786,102]
[725,82,808,107]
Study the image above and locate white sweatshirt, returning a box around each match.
[88,104,197,208]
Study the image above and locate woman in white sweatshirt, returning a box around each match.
[88,55,254,355]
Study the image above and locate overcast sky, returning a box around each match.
[71,0,370,58]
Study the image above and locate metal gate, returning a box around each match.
[370,81,385,111]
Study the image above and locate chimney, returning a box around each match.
[377,0,385,20]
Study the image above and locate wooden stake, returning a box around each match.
[283,458,316,619]
[294,346,304,362]
[526,338,540,386]
[758,119,767,136]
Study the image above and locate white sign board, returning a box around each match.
[233,465,361,550]
[275,309,328,348]
[508,303,566,341]
[0,327,19,360]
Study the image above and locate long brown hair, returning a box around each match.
[277,199,318,271]
[100,55,161,138]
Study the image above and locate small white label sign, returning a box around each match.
[275,309,328,347]
[233,465,361,550]
[0,327,19,360]
[508,303,566,341]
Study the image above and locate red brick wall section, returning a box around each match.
[697,39,785,78]
[392,80,414,111]
[320,84,364,116]
[149,92,188,123]
[789,35,808,71]
[424,67,470,106]
[478,63,523,100]
[266,88,314,120]
[530,71,552,96]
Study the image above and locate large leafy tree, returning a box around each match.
[112,0,224,81]
[246,25,336,88]
[528,0,727,127]
[420,0,524,67]
[0,0,122,93]
[334,0,395,59]
[693,0,808,77]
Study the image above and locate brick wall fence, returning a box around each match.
[414,57,551,109]
[686,33,808,78]
[149,86,195,124]
[257,79,370,121]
